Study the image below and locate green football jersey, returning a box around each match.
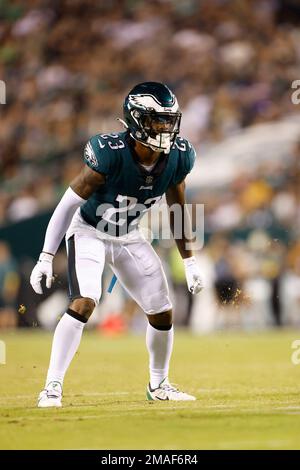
[80,131,196,237]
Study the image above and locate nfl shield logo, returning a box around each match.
[145,176,153,184]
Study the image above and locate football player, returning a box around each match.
[30,82,203,407]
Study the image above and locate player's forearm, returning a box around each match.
[42,187,86,256]
[169,202,203,295]
[166,182,194,259]
[169,206,194,259]
[175,240,193,259]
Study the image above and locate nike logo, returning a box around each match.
[98,138,105,149]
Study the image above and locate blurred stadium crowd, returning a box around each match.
[1,0,300,331]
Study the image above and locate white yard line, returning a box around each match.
[0,391,133,401]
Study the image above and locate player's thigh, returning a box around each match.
[111,241,172,315]
[66,232,105,306]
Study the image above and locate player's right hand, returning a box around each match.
[30,252,54,294]
[183,256,204,295]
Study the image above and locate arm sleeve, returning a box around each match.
[42,187,86,256]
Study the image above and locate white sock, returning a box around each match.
[146,323,174,389]
[45,312,86,388]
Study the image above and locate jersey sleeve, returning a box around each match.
[173,140,196,185]
[83,135,114,175]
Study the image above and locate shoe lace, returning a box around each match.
[160,382,179,393]
[45,382,62,396]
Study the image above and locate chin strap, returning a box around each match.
[116,117,128,129]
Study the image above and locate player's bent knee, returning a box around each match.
[147,309,173,330]
[69,297,95,320]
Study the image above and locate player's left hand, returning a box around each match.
[183,256,204,294]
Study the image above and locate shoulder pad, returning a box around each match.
[173,136,193,153]
[96,132,126,152]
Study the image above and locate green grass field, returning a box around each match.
[0,328,300,450]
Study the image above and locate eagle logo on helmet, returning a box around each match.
[128,93,176,113]
[128,95,147,109]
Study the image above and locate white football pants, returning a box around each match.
[65,209,172,315]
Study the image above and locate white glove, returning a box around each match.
[183,256,204,294]
[30,252,54,294]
